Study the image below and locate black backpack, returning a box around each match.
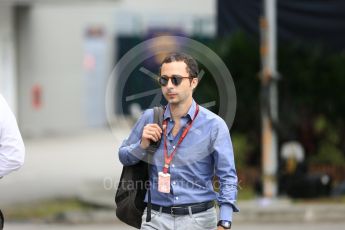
[115,106,164,229]
[0,209,4,230]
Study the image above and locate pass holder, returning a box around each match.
[158,171,171,193]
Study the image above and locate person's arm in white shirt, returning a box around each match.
[0,95,25,177]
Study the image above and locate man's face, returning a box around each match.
[160,61,198,105]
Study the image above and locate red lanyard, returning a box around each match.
[162,104,199,173]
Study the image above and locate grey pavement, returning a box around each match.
[234,198,345,223]
[0,121,131,206]
[4,222,345,230]
[4,223,132,230]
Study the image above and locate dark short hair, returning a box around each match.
[159,52,199,78]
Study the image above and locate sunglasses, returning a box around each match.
[158,75,193,86]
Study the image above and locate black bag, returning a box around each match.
[0,209,4,230]
[115,106,164,229]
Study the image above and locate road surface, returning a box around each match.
[5,222,345,230]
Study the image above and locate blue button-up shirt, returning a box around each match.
[118,99,239,222]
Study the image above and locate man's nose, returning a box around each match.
[166,78,175,88]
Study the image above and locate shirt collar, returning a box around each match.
[163,99,196,121]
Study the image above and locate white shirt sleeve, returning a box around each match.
[0,95,25,177]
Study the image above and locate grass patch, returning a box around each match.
[238,187,256,200]
[3,198,96,221]
[292,196,345,204]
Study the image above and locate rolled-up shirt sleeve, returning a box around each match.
[118,109,152,166]
[0,95,25,177]
[212,118,239,222]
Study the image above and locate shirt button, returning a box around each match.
[172,164,175,168]
[175,196,179,200]
[172,181,176,185]
[173,146,176,149]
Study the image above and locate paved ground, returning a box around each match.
[4,222,345,230]
[0,125,130,206]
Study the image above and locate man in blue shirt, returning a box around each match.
[119,52,239,230]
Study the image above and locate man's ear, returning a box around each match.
[191,77,198,89]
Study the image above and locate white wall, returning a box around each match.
[17,3,117,136]
[14,0,216,137]
[0,4,17,114]
[113,0,216,36]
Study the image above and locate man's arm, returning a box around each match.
[118,109,163,166]
[212,118,239,223]
[0,96,25,177]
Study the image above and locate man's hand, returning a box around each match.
[140,124,165,149]
[217,220,231,229]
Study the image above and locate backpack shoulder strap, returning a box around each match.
[145,106,164,155]
[146,106,164,223]
[153,106,164,129]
